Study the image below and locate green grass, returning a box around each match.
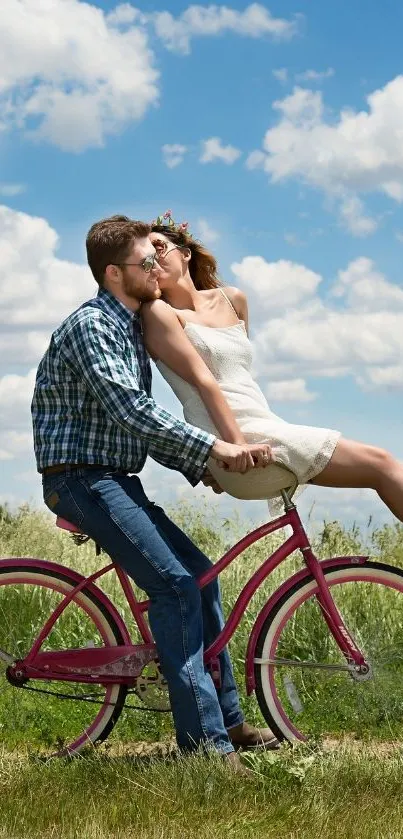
[1,502,403,837]
[1,742,403,838]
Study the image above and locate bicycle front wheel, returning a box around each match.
[0,563,128,757]
[254,561,403,743]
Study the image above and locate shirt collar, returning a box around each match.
[96,287,141,329]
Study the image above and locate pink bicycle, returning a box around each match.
[1,486,403,756]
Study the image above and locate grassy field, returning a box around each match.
[1,502,403,838]
[1,740,403,839]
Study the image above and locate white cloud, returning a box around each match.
[162,143,188,168]
[0,431,33,460]
[361,365,403,390]
[251,76,403,234]
[106,4,145,26]
[196,218,220,243]
[272,68,288,83]
[262,81,394,189]
[295,68,334,82]
[232,254,403,392]
[0,0,159,152]
[231,257,322,309]
[0,184,26,197]
[0,204,95,333]
[339,196,378,237]
[0,369,36,420]
[332,257,403,312]
[265,378,317,402]
[246,150,266,170]
[200,137,241,164]
[0,256,95,459]
[0,369,36,460]
[0,3,299,152]
[0,332,51,364]
[151,4,299,55]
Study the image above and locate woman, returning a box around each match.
[141,214,403,521]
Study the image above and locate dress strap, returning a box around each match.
[218,287,239,320]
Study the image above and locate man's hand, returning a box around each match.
[210,440,272,473]
[201,469,224,494]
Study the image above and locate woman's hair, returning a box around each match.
[151,224,221,290]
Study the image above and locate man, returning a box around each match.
[31,215,277,770]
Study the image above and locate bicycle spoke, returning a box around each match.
[254,658,354,671]
[255,564,403,742]
[0,649,15,665]
[0,568,127,756]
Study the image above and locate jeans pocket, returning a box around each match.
[43,476,66,507]
[43,477,85,527]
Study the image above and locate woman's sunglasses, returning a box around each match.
[152,240,185,259]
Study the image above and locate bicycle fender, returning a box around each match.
[0,557,131,644]
[245,555,368,695]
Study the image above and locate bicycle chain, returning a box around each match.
[19,683,170,712]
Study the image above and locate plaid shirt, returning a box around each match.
[31,288,215,486]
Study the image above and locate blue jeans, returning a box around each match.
[42,467,243,753]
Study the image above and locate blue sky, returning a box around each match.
[1,0,402,533]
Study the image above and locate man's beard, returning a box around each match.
[122,276,161,303]
[138,286,162,302]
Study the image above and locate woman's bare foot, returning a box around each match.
[224,751,254,776]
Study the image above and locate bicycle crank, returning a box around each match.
[135,660,170,711]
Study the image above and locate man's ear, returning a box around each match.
[104,264,120,285]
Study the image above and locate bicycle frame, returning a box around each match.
[8,501,370,686]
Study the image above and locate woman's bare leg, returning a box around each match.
[310,438,403,521]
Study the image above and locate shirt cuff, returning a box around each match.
[182,434,216,486]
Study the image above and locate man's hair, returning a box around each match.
[86,215,151,286]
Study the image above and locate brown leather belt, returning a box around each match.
[41,463,113,476]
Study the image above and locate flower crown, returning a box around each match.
[151,209,192,237]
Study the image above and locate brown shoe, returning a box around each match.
[227,721,280,751]
[224,751,254,777]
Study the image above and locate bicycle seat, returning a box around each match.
[206,459,298,501]
[56,516,85,535]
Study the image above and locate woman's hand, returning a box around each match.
[249,443,272,468]
[211,440,272,473]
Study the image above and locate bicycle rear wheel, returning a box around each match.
[254,561,403,743]
[0,563,127,757]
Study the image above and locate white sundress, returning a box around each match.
[155,291,341,505]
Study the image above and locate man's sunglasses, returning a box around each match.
[111,254,158,273]
[111,243,184,274]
